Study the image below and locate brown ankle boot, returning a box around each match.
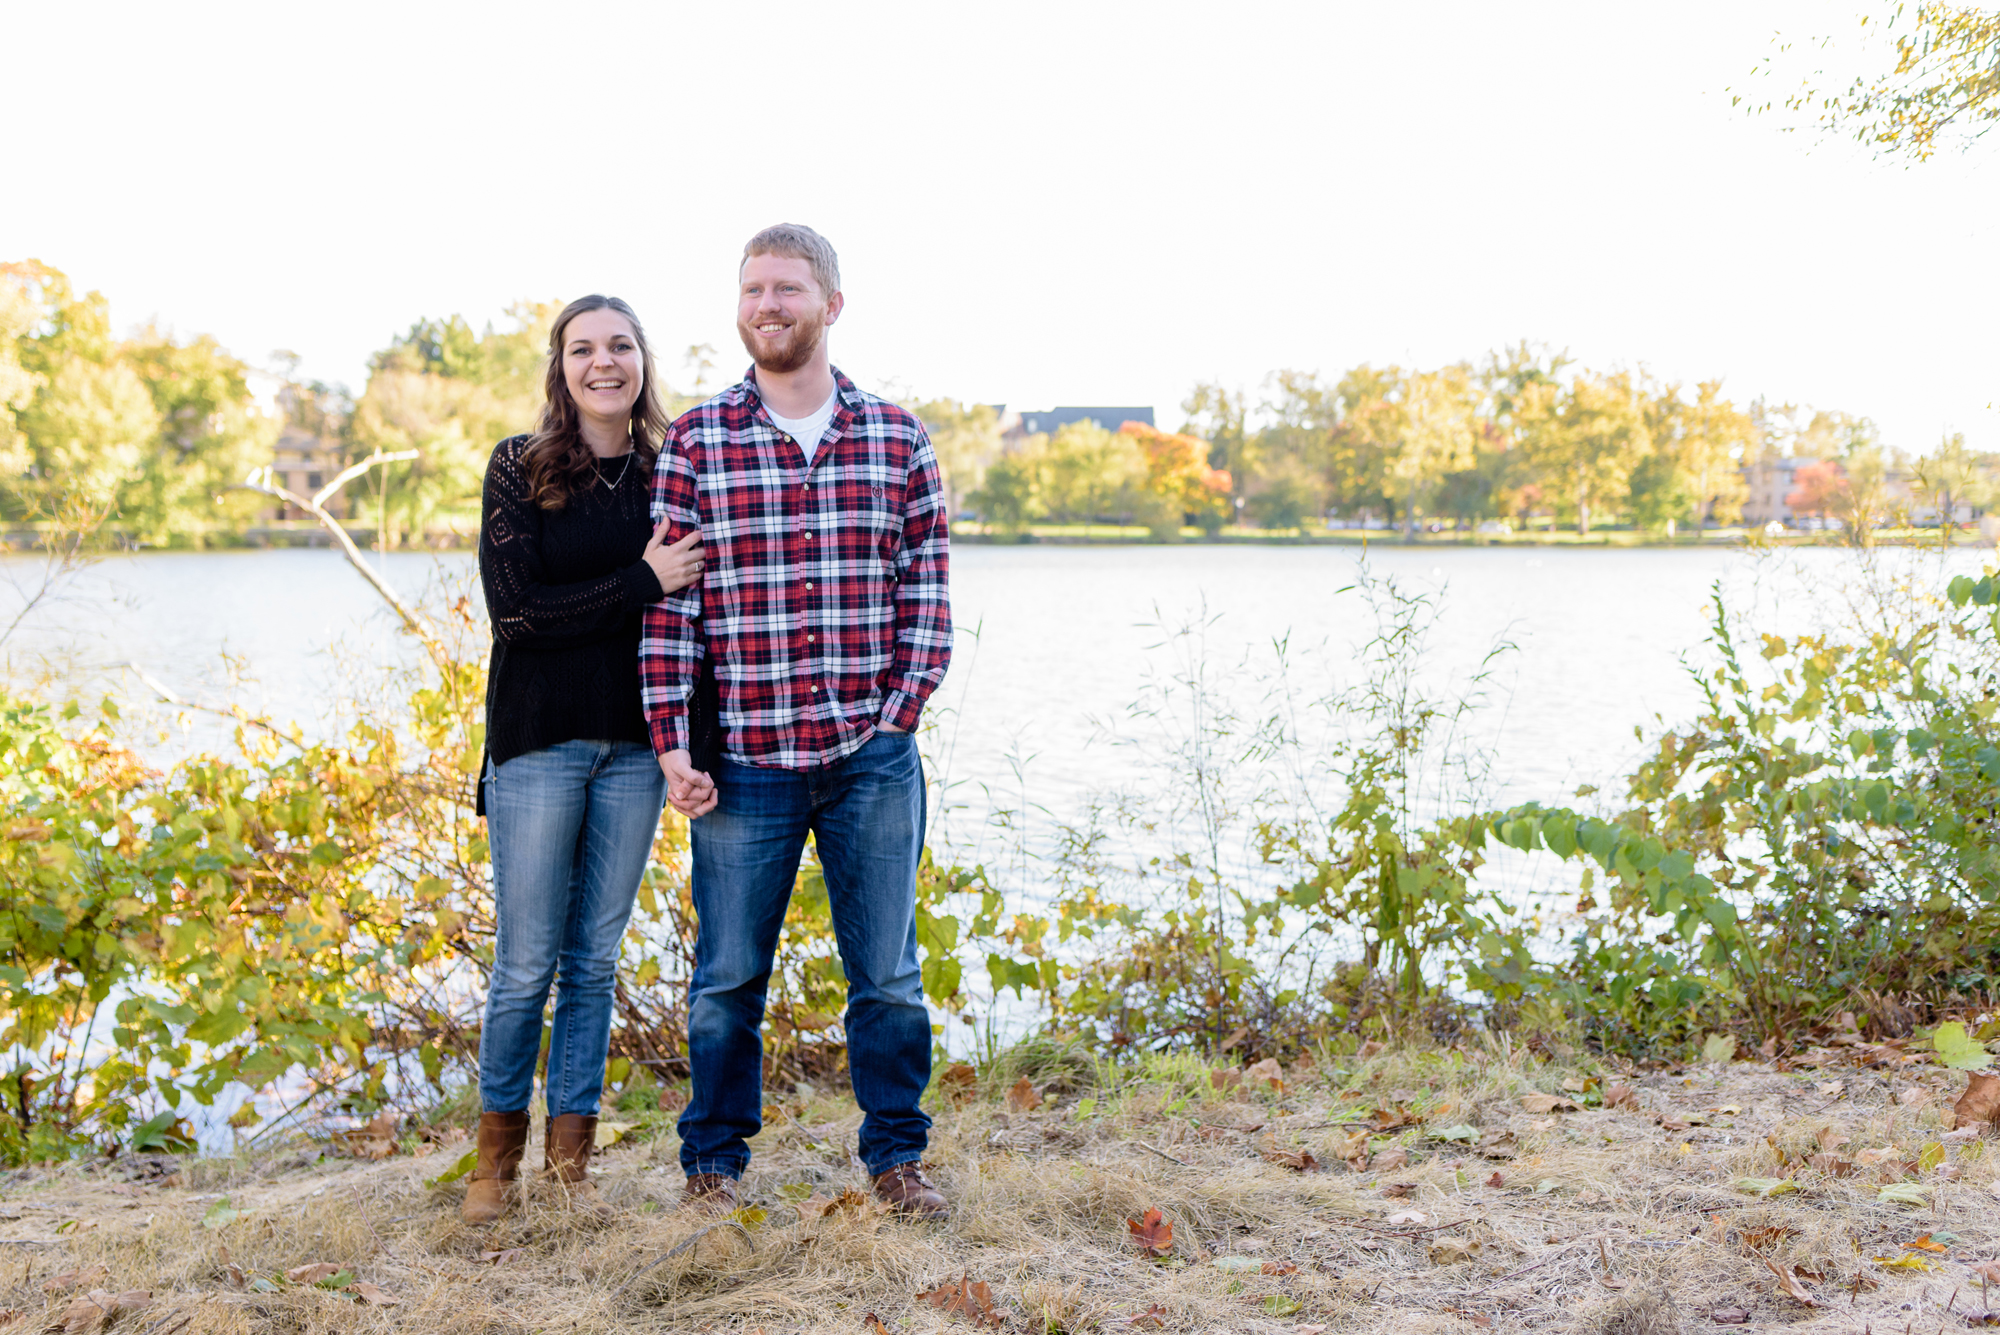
[461,1111,529,1225]
[543,1113,614,1218]
[872,1162,948,1218]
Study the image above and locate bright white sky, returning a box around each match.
[7,1,1995,451]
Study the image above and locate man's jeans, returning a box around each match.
[679,729,931,1179]
[480,739,665,1116]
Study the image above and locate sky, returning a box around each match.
[6,0,1996,451]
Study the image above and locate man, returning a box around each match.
[639,223,953,1217]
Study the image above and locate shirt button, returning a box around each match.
[808,634,815,643]
[811,685,819,693]
[805,581,814,590]
[804,532,813,540]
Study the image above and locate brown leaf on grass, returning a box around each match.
[1369,1105,1421,1131]
[1122,1304,1169,1329]
[1764,1258,1818,1307]
[1005,1077,1042,1113]
[57,1290,149,1334]
[1339,1129,1371,1161]
[1357,1040,1385,1059]
[0,1309,20,1329]
[1485,1171,1506,1187]
[1710,1308,1751,1325]
[334,1110,399,1160]
[1261,1261,1298,1275]
[224,1264,245,1289]
[1441,1312,1492,1330]
[1209,1067,1242,1091]
[1740,1225,1800,1253]
[1244,1057,1285,1091]
[1603,1084,1638,1109]
[1970,1260,2000,1284]
[479,1248,525,1265]
[1956,1073,2000,1129]
[917,1275,1002,1327]
[1806,1153,1855,1177]
[1379,1182,1414,1198]
[285,1263,344,1285]
[828,1188,872,1216]
[1903,1234,1949,1252]
[1600,1276,1631,1290]
[1519,1094,1580,1114]
[1259,1137,1322,1172]
[1428,1238,1481,1264]
[1370,1146,1411,1172]
[938,1064,978,1107]
[353,1283,399,1306]
[862,1313,891,1335]
[793,1195,839,1222]
[42,1266,108,1293]
[1127,1207,1174,1257]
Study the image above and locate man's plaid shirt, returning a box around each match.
[639,366,952,771]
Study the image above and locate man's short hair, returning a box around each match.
[742,223,841,297]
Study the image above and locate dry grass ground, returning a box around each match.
[0,1040,1995,1335]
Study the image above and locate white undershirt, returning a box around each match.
[766,386,840,464]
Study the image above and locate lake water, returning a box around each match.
[4,541,1954,850]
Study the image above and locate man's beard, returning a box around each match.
[737,309,824,374]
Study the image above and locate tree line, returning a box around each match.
[4,261,1983,546]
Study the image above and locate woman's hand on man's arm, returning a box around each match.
[642,522,704,594]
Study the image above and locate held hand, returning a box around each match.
[642,522,705,593]
[659,747,718,818]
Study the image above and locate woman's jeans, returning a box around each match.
[479,739,665,1117]
[678,729,931,1179]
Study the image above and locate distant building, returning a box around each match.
[1740,456,1821,526]
[994,405,1155,451]
[270,424,347,521]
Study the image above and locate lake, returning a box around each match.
[3,541,1952,856]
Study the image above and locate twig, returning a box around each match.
[612,1221,752,1298]
[1455,1242,1590,1296]
[1135,1142,1192,1167]
[1318,1216,1473,1239]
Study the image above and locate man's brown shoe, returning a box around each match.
[872,1162,948,1218]
[681,1172,740,1216]
[542,1113,615,1219]
[461,1110,529,1225]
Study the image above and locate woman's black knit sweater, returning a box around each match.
[478,435,662,785]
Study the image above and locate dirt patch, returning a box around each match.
[0,1044,1994,1333]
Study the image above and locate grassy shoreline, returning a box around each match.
[5,1041,1995,1334]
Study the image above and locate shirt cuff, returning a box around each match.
[620,560,664,604]
[880,689,923,733]
[647,711,689,756]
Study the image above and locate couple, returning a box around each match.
[464,224,953,1225]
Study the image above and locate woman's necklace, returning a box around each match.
[595,448,634,492]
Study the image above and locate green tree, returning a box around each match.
[1383,366,1480,541]
[1518,371,1653,535]
[118,329,275,545]
[350,302,558,544]
[908,398,1000,518]
[968,447,1044,533]
[1630,379,1754,533]
[1039,421,1146,524]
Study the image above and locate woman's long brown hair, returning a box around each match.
[521,295,671,510]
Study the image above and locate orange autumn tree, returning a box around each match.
[1122,422,1233,539]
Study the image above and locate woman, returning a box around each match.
[465,294,702,1224]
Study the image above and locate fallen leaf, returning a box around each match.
[56,1290,149,1334]
[938,1064,978,1107]
[1740,1225,1800,1252]
[1856,1146,1904,1166]
[1380,1182,1414,1198]
[1368,1105,1421,1131]
[593,1121,634,1149]
[353,1282,399,1306]
[1876,1253,1934,1271]
[1765,1258,1818,1307]
[42,1267,109,1293]
[1896,1086,1931,1108]
[1903,1234,1950,1252]
[828,1188,871,1216]
[1933,1022,1994,1071]
[793,1194,839,1222]
[1385,1210,1431,1225]
[1297,1326,1330,1335]
[1943,1126,1983,1145]
[285,1263,343,1285]
[1486,1172,1505,1187]
[1212,1255,1261,1273]
[1209,1067,1243,1091]
[0,1309,20,1328]
[1357,1040,1385,1059]
[1970,1260,2000,1284]
[1602,1084,1638,1109]
[1735,1177,1797,1198]
[479,1248,525,1265]
[917,1274,1002,1327]
[334,1110,399,1160]
[1429,1238,1481,1264]
[1339,1128,1371,1161]
[1260,1138,1322,1172]
[1806,1153,1855,1176]
[863,1313,891,1335]
[1261,1261,1298,1275]
[225,1264,245,1289]
[1600,1276,1631,1290]
[1371,1146,1411,1172]
[1710,1308,1751,1325]
[1518,1094,1579,1114]
[1005,1076,1042,1113]
[1260,1295,1302,1316]
[1879,1182,1932,1207]
[1244,1057,1285,1091]
[1956,1073,2000,1129]
[1122,1305,1168,1329]
[1431,1123,1478,1143]
[1127,1207,1174,1257]
[1701,1033,1738,1064]
[199,1198,240,1230]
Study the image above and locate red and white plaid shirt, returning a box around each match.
[640,367,952,771]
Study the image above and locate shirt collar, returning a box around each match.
[741,365,860,415]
